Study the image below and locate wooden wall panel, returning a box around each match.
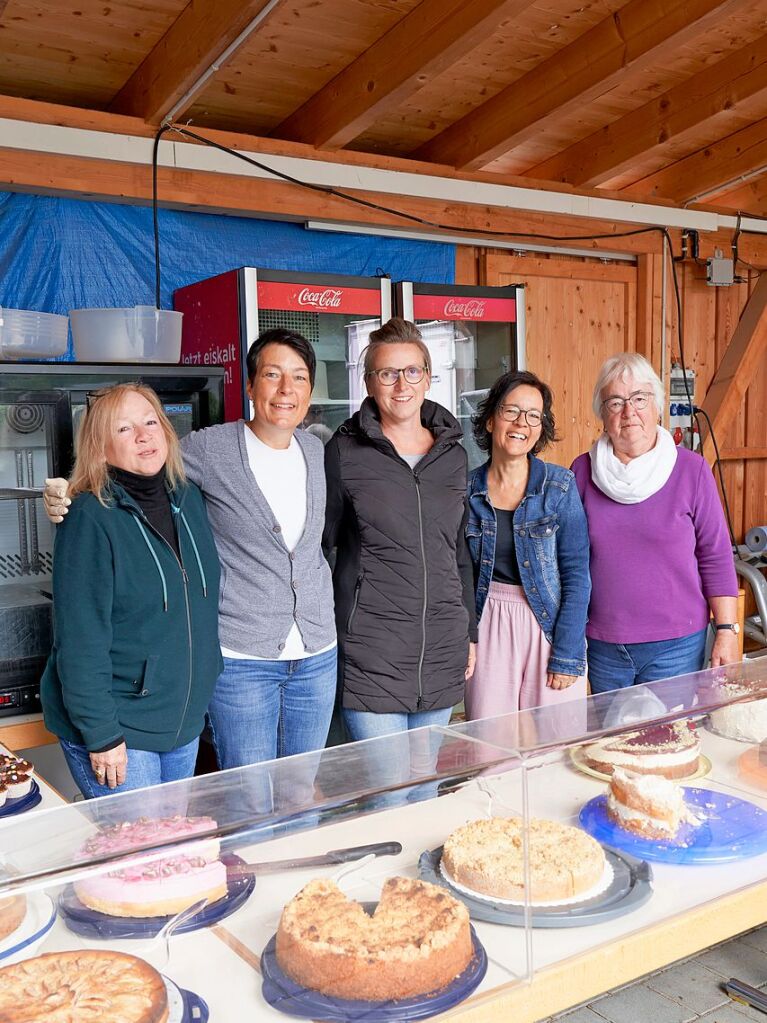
[457,246,766,541]
[483,252,637,469]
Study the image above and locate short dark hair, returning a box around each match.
[363,317,432,376]
[472,370,558,456]
[246,328,316,387]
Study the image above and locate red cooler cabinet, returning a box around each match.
[174,268,392,434]
[395,281,525,467]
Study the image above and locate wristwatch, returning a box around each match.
[715,622,740,634]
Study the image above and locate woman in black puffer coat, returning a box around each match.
[323,318,477,798]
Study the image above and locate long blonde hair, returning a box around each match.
[69,383,186,503]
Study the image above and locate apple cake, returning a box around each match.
[275,876,472,1001]
[0,895,25,943]
[442,816,605,902]
[0,950,168,1023]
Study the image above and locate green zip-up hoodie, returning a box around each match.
[41,479,222,753]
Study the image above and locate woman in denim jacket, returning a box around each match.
[465,370,591,717]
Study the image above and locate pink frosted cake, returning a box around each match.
[74,816,228,918]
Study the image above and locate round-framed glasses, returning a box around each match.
[498,405,544,427]
[601,391,652,415]
[367,365,428,386]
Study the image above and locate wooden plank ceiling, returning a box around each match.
[3,0,767,214]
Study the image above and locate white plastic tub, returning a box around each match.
[69,306,183,363]
[0,307,69,360]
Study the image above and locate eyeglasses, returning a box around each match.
[366,365,428,386]
[601,391,653,415]
[498,405,545,427]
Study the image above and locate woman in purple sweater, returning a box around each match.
[572,353,739,693]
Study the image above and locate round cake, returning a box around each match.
[582,720,700,779]
[275,876,472,1001]
[442,817,605,902]
[74,816,227,918]
[0,894,26,943]
[0,950,168,1023]
[709,684,767,742]
[0,754,34,807]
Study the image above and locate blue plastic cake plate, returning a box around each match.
[579,787,767,864]
[58,853,255,939]
[0,781,41,818]
[261,916,487,1022]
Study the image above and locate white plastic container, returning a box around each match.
[0,306,69,360]
[69,306,183,363]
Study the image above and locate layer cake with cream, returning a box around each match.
[583,721,700,779]
[607,767,700,840]
[275,876,472,1001]
[442,816,605,902]
[0,950,168,1023]
[74,815,227,918]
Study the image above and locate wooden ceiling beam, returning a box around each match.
[623,116,767,204]
[414,0,741,171]
[109,0,283,125]
[714,167,767,217]
[528,34,767,187]
[700,272,767,465]
[274,0,537,150]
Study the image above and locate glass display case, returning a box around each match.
[2,659,767,1022]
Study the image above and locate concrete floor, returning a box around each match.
[541,923,767,1023]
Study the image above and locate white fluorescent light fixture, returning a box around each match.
[305,219,638,262]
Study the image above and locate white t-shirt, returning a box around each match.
[221,425,334,661]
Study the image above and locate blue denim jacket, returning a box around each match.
[466,457,591,676]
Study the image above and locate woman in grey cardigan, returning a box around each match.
[44,330,336,785]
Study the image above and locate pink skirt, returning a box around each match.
[465,582,587,720]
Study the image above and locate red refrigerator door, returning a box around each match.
[175,269,247,422]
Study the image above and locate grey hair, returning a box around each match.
[592,353,664,419]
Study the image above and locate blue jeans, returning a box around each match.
[587,628,708,694]
[342,707,453,808]
[60,737,199,801]
[207,647,336,818]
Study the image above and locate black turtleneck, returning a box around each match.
[109,465,180,558]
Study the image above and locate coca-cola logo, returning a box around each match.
[443,298,486,318]
[297,288,343,309]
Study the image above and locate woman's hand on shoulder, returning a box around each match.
[43,478,71,523]
[89,742,128,789]
[546,672,578,690]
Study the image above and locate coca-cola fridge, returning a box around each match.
[174,268,392,431]
[395,281,525,467]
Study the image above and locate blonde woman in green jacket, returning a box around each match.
[40,384,222,799]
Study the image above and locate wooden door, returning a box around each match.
[484,253,638,469]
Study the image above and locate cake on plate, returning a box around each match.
[442,816,605,902]
[709,683,767,742]
[607,767,700,840]
[0,754,34,806]
[73,815,227,918]
[582,720,700,779]
[0,894,26,943]
[275,876,472,1001]
[0,950,168,1023]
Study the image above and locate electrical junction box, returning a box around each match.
[706,257,734,287]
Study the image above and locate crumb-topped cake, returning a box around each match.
[0,894,26,943]
[275,876,472,1001]
[709,682,767,743]
[442,817,605,902]
[583,721,700,779]
[0,950,168,1023]
[607,767,700,840]
[73,816,227,918]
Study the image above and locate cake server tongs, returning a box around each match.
[227,841,403,876]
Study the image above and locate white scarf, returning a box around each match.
[589,426,678,504]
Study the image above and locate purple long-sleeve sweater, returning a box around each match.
[571,447,737,644]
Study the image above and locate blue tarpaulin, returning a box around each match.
[0,192,455,359]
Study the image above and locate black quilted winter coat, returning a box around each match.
[323,398,478,714]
